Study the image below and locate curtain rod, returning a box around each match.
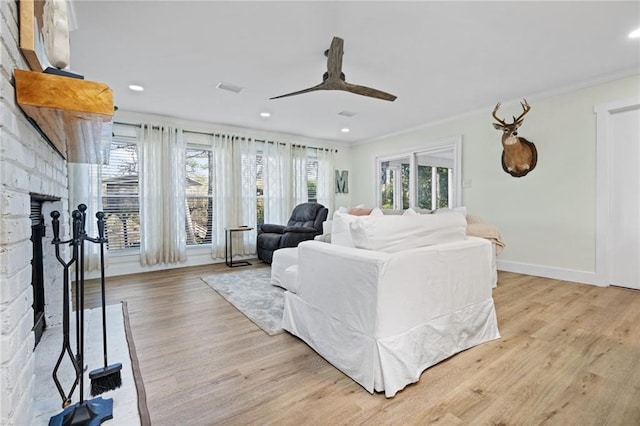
[114,121,337,153]
[183,130,337,153]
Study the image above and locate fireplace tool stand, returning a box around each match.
[49,206,113,426]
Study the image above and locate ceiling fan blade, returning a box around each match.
[343,82,397,102]
[269,83,324,100]
[270,36,397,102]
[327,37,344,79]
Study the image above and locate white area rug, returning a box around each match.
[201,268,285,335]
[33,303,147,425]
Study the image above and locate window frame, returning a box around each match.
[375,136,462,210]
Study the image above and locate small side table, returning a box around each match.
[225,226,254,267]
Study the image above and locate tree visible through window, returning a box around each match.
[379,151,454,210]
[255,147,319,226]
[185,148,213,245]
[102,140,140,251]
[307,153,319,203]
[256,153,264,225]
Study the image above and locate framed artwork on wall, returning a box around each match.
[335,170,349,193]
[19,0,48,71]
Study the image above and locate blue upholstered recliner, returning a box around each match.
[256,202,328,264]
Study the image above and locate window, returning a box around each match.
[416,151,453,209]
[185,147,213,245]
[101,137,140,251]
[255,147,321,225]
[380,158,410,209]
[306,151,319,203]
[376,137,462,210]
[256,152,264,225]
[101,125,335,254]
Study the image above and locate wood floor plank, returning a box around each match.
[77,265,640,425]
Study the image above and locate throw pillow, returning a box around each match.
[433,206,467,217]
[331,211,359,247]
[349,213,466,253]
[347,207,373,216]
[337,204,365,214]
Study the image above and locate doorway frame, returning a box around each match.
[594,97,640,286]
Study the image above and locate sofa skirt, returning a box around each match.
[282,293,500,397]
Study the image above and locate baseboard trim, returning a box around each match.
[496,260,604,287]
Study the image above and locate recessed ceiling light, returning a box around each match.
[128,84,144,92]
[340,128,350,133]
[260,112,271,118]
[629,28,640,39]
[216,82,244,94]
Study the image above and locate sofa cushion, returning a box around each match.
[349,213,467,253]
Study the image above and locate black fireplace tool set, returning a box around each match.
[49,204,122,426]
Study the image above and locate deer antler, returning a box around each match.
[492,102,507,126]
[513,98,531,123]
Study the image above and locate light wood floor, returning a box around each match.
[81,263,640,425]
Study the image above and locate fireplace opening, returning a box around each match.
[30,194,59,348]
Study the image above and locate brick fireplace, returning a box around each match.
[1,2,70,424]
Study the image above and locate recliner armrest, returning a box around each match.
[283,225,318,234]
[260,223,287,234]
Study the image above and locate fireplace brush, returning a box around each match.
[88,210,122,395]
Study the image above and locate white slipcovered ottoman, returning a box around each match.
[270,247,299,292]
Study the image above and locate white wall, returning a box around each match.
[349,74,640,283]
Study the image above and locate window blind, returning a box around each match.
[101,139,140,251]
[185,148,213,245]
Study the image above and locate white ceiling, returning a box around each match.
[68,1,640,144]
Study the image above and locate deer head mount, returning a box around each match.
[492,99,537,178]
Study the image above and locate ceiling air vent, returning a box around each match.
[216,82,244,94]
[338,110,357,117]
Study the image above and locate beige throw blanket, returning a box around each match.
[466,215,505,255]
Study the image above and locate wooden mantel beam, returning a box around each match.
[14,69,114,164]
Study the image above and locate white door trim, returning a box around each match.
[594,97,640,286]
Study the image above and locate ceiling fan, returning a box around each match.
[270,36,397,102]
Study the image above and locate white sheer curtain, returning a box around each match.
[233,138,257,255]
[262,141,291,224]
[68,163,104,271]
[138,124,187,265]
[291,144,308,207]
[315,148,336,214]
[210,134,256,259]
[211,133,234,259]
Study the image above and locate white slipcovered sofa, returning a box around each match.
[278,211,501,397]
[313,206,505,287]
